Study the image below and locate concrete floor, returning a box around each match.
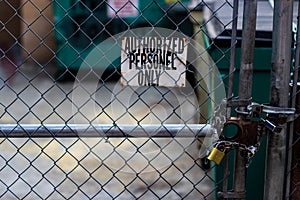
[0,62,214,199]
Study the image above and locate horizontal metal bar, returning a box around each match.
[0,124,212,138]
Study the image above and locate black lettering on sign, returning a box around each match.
[137,70,162,86]
[129,53,135,69]
[122,36,186,86]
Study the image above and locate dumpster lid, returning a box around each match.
[204,0,298,40]
[212,30,273,48]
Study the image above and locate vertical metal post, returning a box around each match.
[223,0,239,195]
[286,1,300,198]
[189,5,211,124]
[227,0,239,103]
[264,1,294,200]
[234,0,257,199]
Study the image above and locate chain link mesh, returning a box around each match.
[286,1,300,199]
[0,0,237,199]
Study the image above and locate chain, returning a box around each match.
[211,98,227,139]
[212,140,258,168]
[208,99,296,167]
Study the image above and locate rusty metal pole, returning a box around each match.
[285,1,300,198]
[223,0,239,195]
[227,0,239,104]
[234,0,257,199]
[264,1,294,200]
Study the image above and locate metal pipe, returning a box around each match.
[0,124,212,138]
[285,1,300,197]
[237,0,257,101]
[227,0,239,106]
[264,1,294,200]
[234,0,257,199]
[223,0,239,195]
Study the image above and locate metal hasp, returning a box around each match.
[234,0,257,199]
[264,1,294,200]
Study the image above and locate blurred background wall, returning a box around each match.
[20,0,56,63]
[0,0,55,63]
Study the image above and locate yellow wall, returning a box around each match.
[0,0,56,62]
[20,0,56,63]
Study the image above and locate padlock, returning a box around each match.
[207,147,225,165]
[262,119,282,133]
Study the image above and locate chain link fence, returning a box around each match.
[0,0,239,199]
[286,1,300,199]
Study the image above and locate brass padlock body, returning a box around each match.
[207,147,225,165]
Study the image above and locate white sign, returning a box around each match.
[107,0,138,18]
[120,37,188,87]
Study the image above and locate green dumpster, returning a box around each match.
[52,0,193,78]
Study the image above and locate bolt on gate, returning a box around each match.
[0,0,298,200]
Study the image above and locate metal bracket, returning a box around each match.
[260,104,295,115]
[218,191,246,199]
[227,96,252,107]
[232,102,296,122]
